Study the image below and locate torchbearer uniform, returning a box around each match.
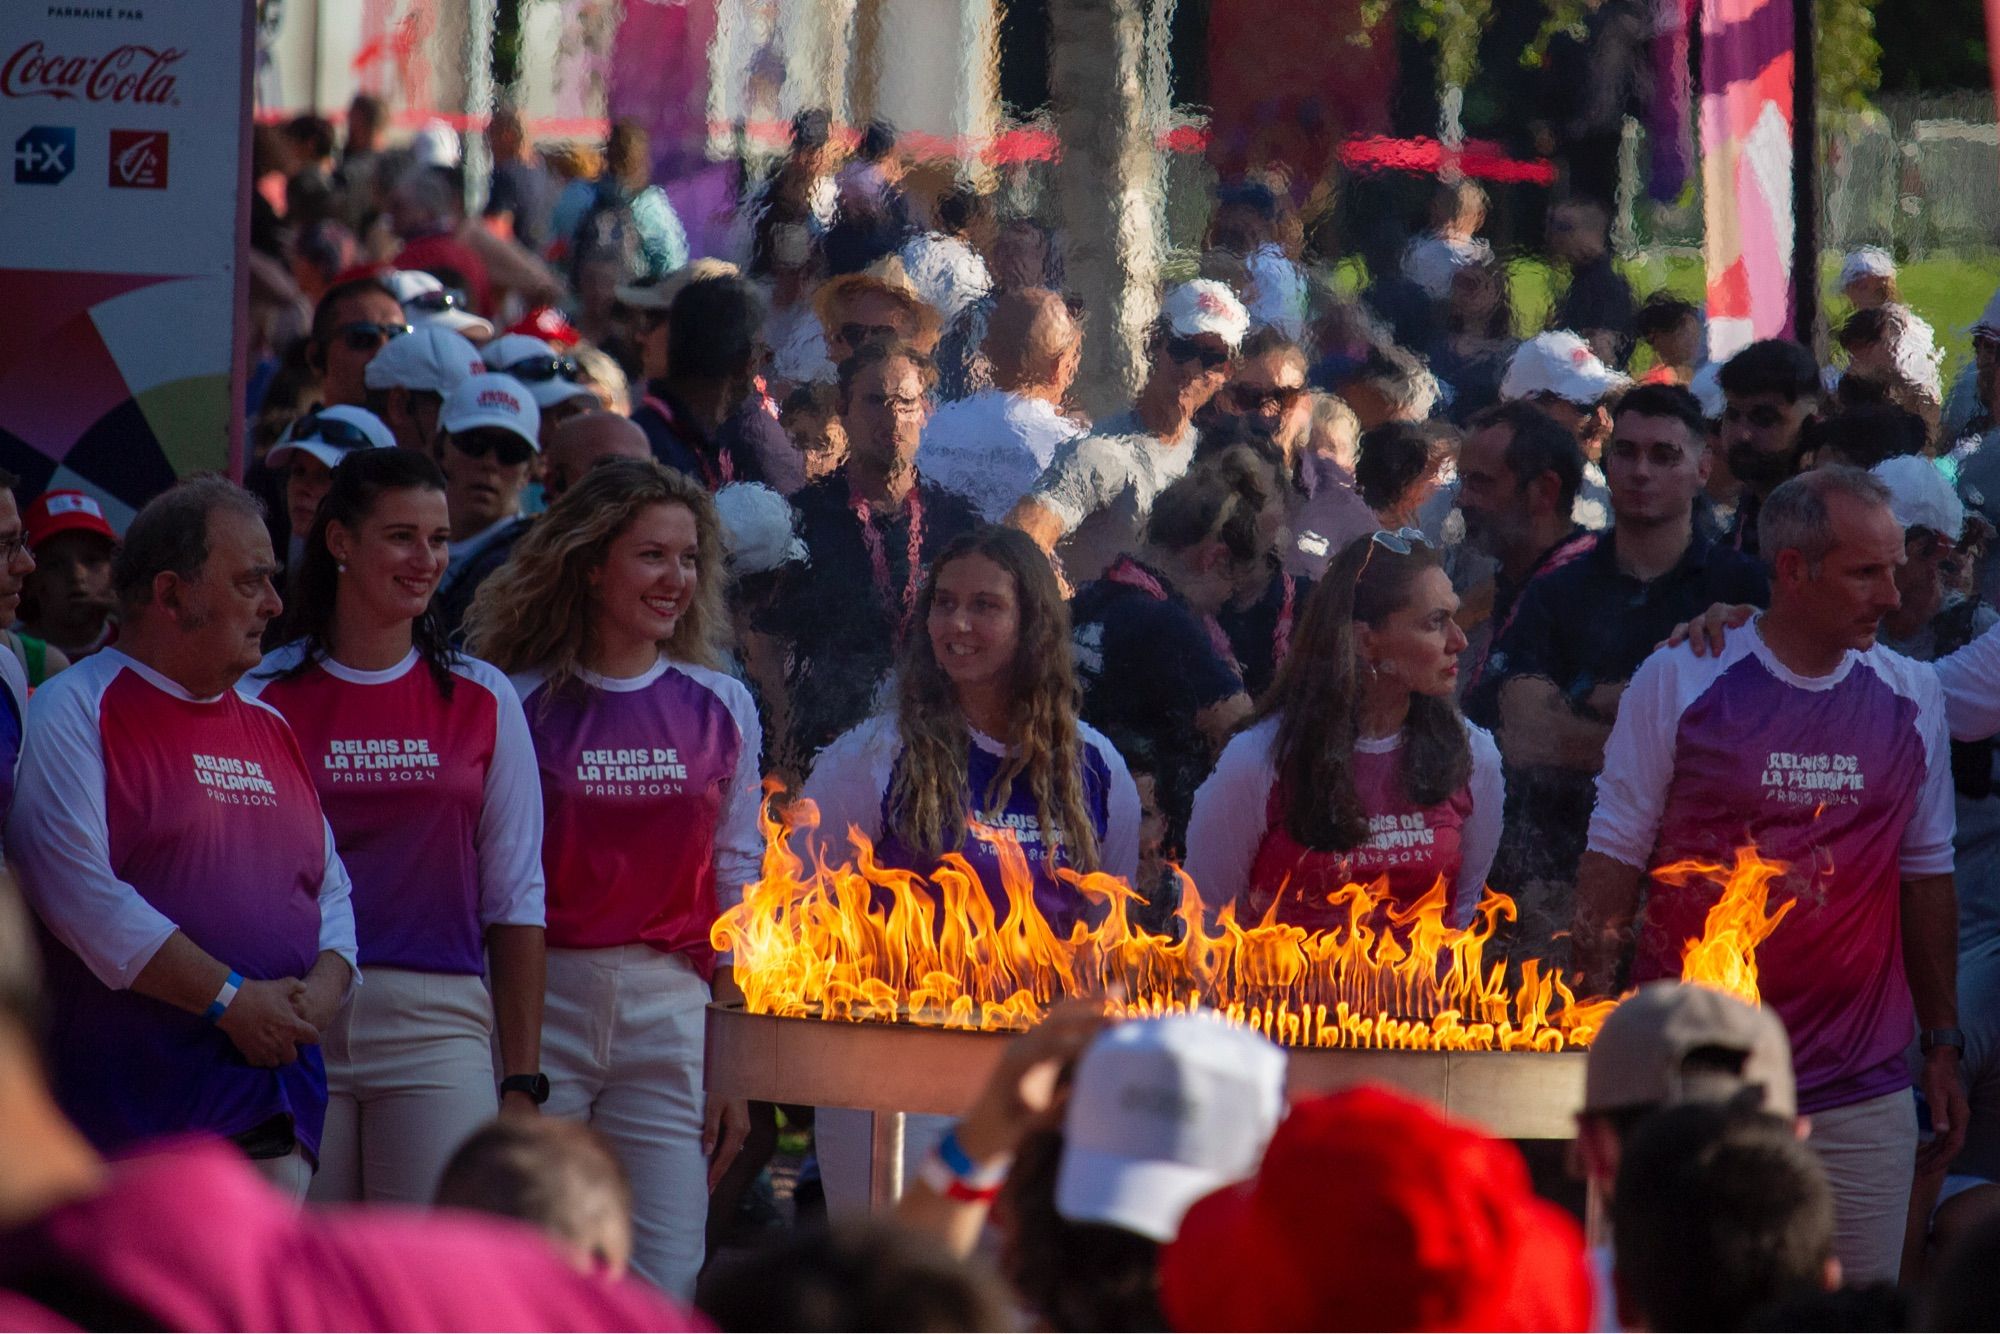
[6,649,358,1193]
[0,631,29,823]
[1586,621,1955,1283]
[244,645,544,1205]
[511,655,762,1297]
[1184,716,1504,932]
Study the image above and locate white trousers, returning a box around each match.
[542,944,709,1298]
[308,967,499,1206]
[1810,1087,1919,1285]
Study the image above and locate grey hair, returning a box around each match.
[1759,465,1894,574]
[1357,343,1441,420]
[112,474,265,611]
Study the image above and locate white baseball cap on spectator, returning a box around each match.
[715,483,807,574]
[441,374,541,452]
[1838,246,1896,290]
[1874,454,1964,540]
[481,334,598,411]
[411,119,462,170]
[1161,280,1251,352]
[1500,330,1631,407]
[384,269,495,341]
[364,325,486,397]
[1054,1014,1287,1244]
[267,405,396,470]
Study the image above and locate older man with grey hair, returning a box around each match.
[1571,464,1966,1286]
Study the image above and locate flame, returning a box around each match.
[712,785,1788,1050]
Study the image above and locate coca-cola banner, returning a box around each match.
[0,4,252,518]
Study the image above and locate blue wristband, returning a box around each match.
[935,1126,978,1179]
[204,970,243,1023]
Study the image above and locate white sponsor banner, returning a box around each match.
[0,2,252,510]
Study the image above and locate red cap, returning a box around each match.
[506,306,581,348]
[24,490,118,551]
[1159,1086,1592,1333]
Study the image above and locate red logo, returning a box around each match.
[478,389,521,413]
[0,42,185,105]
[109,129,166,189]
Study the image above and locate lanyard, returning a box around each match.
[1104,556,1241,670]
[852,487,926,640]
[1273,572,1297,672]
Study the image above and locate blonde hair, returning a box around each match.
[464,459,729,692]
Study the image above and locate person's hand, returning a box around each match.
[704,1094,751,1190]
[499,1089,543,1120]
[956,999,1112,1164]
[1658,602,1754,656]
[289,959,349,1033]
[1919,1049,1971,1174]
[217,977,319,1068]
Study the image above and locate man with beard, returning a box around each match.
[1716,339,1822,558]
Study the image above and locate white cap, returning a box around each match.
[1873,454,1964,540]
[268,405,396,470]
[715,483,808,574]
[384,268,494,340]
[1839,246,1896,289]
[1161,280,1251,351]
[1689,362,1725,420]
[411,119,461,170]
[1055,1014,1287,1244]
[441,373,541,451]
[1500,330,1631,406]
[481,334,597,410]
[364,324,487,396]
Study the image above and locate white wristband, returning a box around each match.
[204,970,242,1024]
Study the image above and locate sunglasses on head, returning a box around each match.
[1164,335,1230,371]
[288,412,380,454]
[1370,527,1432,555]
[334,321,412,353]
[404,289,471,315]
[449,430,536,467]
[496,355,580,383]
[837,322,901,349]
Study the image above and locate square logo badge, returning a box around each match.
[109,129,167,189]
[13,126,74,185]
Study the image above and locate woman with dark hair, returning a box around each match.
[244,448,546,1205]
[462,457,759,1298]
[1184,530,1502,929]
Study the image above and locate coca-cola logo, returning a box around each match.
[0,42,185,106]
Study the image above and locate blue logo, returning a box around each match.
[14,125,74,185]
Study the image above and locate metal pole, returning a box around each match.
[1791,0,1819,354]
[866,1109,906,1210]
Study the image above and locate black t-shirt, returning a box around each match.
[1553,253,1638,367]
[1216,567,1313,701]
[1070,557,1244,852]
[761,472,981,765]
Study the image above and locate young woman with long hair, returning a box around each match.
[244,448,546,1205]
[1184,530,1503,931]
[462,457,760,1298]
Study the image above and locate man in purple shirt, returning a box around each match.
[1571,465,1966,1285]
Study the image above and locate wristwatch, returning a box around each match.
[1920,1028,1966,1055]
[500,1073,552,1105]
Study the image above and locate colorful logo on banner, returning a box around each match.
[13,124,71,183]
[1699,0,1796,361]
[109,129,166,188]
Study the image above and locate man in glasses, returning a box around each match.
[432,374,541,635]
[1497,329,1626,531]
[1716,339,1822,558]
[364,325,485,453]
[305,273,408,413]
[1006,280,1247,584]
[482,333,600,448]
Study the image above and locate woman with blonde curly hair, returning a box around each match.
[462,457,761,1298]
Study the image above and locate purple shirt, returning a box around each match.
[1588,622,1954,1112]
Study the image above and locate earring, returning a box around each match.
[337,562,348,574]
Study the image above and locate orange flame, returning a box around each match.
[712,787,1788,1049]
[1655,847,1796,1006]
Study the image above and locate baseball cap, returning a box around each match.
[481,335,597,410]
[441,373,541,451]
[23,490,117,550]
[1054,1014,1286,1244]
[1160,279,1250,351]
[715,483,807,575]
[615,257,743,313]
[383,269,495,340]
[268,405,396,471]
[364,324,487,397]
[411,119,461,170]
[506,305,581,347]
[1839,245,1896,289]
[1873,454,1964,540]
[1160,1086,1592,1332]
[1500,330,1632,407]
[1582,981,1797,1118]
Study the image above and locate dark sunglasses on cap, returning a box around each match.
[448,429,536,467]
[404,289,472,316]
[837,322,901,349]
[287,412,380,454]
[1164,335,1231,371]
[1225,383,1307,415]
[496,355,581,383]
[333,321,412,353]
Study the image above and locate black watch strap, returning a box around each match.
[1920,1028,1966,1054]
[500,1072,551,1104]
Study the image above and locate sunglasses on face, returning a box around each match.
[1164,335,1230,371]
[1226,383,1307,415]
[449,430,536,467]
[837,322,901,349]
[405,289,471,316]
[287,412,380,453]
[333,321,412,353]
[496,354,581,383]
